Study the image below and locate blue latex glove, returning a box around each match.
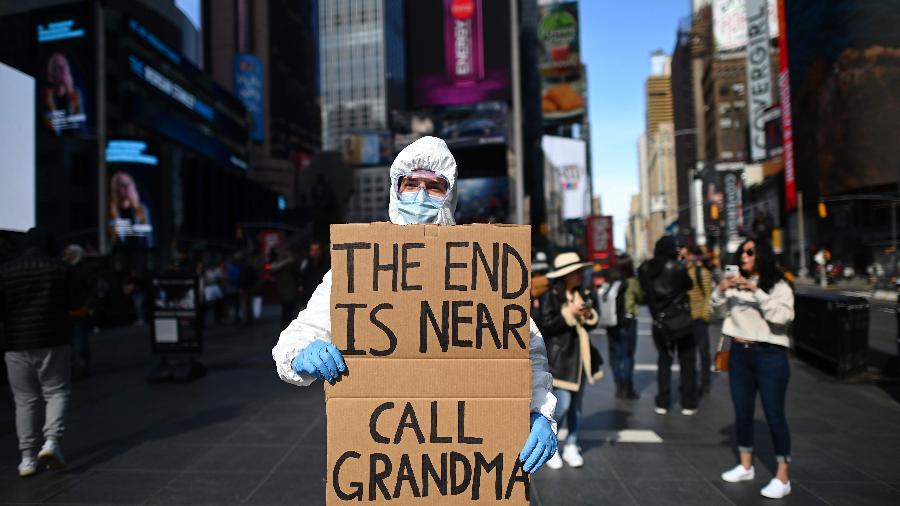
[291,341,347,384]
[519,412,557,474]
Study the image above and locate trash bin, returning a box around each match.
[793,292,869,378]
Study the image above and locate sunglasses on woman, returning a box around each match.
[741,248,755,257]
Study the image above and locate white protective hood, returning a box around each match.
[388,136,458,225]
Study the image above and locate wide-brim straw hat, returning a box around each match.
[545,252,592,279]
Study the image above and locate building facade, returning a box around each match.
[318,0,405,151]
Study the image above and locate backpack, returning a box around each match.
[597,281,622,328]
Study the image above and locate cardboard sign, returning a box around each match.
[326,223,531,505]
[329,223,531,360]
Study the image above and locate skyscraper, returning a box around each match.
[318,0,405,150]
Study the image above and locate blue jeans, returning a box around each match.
[607,319,637,386]
[728,340,792,463]
[553,383,585,446]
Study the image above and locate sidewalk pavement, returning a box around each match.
[1,308,899,505]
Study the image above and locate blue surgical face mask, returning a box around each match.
[397,188,445,224]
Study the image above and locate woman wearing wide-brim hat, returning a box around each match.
[538,252,603,470]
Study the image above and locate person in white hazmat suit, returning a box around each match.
[272,136,558,474]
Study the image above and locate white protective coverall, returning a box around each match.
[271,136,557,425]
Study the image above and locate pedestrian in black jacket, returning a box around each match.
[539,252,603,470]
[638,235,698,416]
[1,229,77,477]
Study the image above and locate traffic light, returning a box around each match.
[818,201,827,219]
[710,203,719,221]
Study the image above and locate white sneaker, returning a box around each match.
[561,444,584,468]
[721,464,755,483]
[38,440,66,470]
[681,408,698,416]
[557,427,569,442]
[760,478,791,499]
[18,456,38,477]
[655,407,668,415]
[545,450,563,470]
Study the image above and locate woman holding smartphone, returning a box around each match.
[711,238,795,499]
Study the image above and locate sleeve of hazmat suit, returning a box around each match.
[271,270,334,386]
[529,318,558,430]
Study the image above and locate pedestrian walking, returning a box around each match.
[1,229,77,477]
[297,240,329,310]
[603,257,643,400]
[714,238,795,499]
[271,136,559,475]
[685,245,714,397]
[539,252,603,470]
[63,244,93,378]
[638,236,698,416]
[272,248,301,331]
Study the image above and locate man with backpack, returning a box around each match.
[638,236,697,415]
[598,257,644,400]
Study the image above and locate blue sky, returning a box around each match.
[581,0,690,247]
[175,0,200,29]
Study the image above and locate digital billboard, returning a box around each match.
[454,176,509,224]
[0,62,36,232]
[106,140,160,249]
[538,2,585,125]
[34,7,94,136]
[393,101,508,151]
[408,0,511,107]
[784,0,900,196]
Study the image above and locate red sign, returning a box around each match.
[586,215,616,266]
[777,0,797,211]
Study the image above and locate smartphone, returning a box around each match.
[724,265,740,278]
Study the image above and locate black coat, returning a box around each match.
[539,283,603,392]
[0,252,76,351]
[637,257,693,340]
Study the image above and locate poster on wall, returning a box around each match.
[106,140,159,249]
[34,7,94,136]
[407,0,511,107]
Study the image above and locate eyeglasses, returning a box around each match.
[742,248,755,257]
[398,173,449,198]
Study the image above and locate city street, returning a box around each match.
[2,307,898,505]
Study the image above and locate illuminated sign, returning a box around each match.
[37,19,84,42]
[106,140,158,165]
[128,19,181,65]
[129,55,214,121]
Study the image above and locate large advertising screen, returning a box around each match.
[538,1,585,125]
[0,62,36,232]
[106,140,160,249]
[454,176,509,224]
[393,101,508,152]
[542,135,589,220]
[408,0,511,107]
[34,6,94,136]
[784,0,900,196]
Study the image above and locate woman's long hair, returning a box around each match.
[109,171,147,224]
[738,237,782,293]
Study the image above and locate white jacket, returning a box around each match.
[710,278,794,348]
[271,137,557,425]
